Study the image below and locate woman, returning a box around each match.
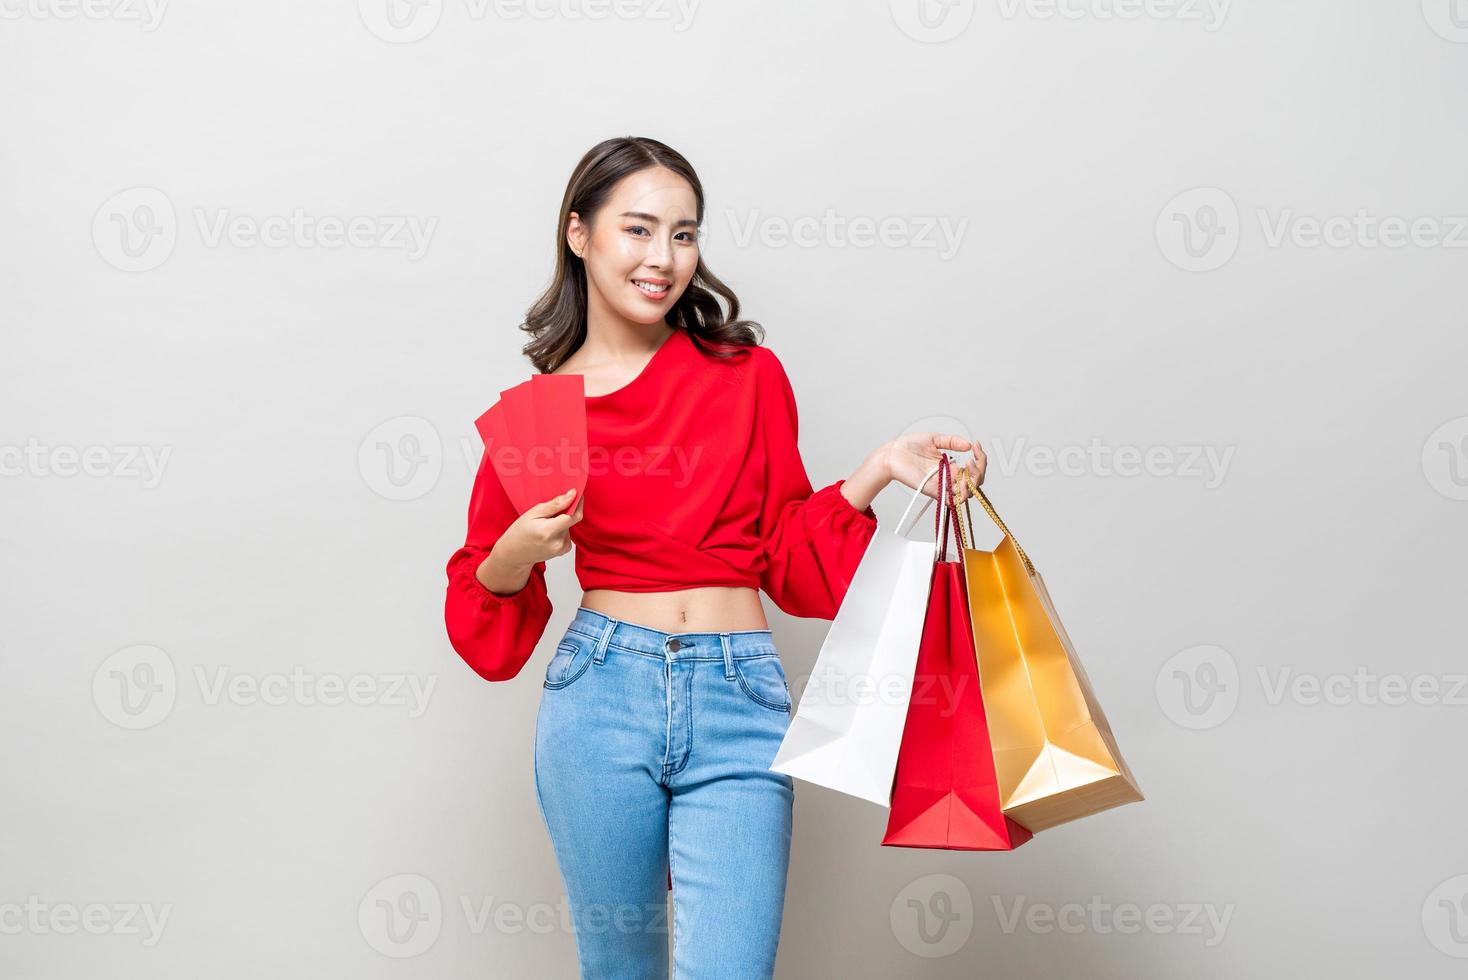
[444,136,985,979]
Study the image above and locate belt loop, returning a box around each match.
[719,632,735,680]
[593,614,617,665]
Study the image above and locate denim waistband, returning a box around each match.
[567,606,776,664]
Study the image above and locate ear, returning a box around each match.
[566,211,588,258]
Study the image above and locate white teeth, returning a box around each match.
[634,280,668,295]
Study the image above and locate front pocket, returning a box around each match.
[544,635,593,690]
[733,655,792,713]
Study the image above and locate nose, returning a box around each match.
[644,230,673,268]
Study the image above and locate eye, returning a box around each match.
[675,230,698,243]
[625,225,650,237]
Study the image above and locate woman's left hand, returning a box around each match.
[882,432,986,502]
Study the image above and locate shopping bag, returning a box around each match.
[882,455,1032,851]
[956,471,1144,832]
[769,459,947,806]
[473,373,587,517]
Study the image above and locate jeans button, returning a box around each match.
[668,638,682,651]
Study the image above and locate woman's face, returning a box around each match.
[567,166,700,326]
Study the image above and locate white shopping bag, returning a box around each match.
[770,460,946,806]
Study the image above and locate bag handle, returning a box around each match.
[932,453,966,563]
[894,455,967,562]
[956,468,1036,574]
[894,459,944,538]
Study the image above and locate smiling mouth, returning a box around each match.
[633,279,670,299]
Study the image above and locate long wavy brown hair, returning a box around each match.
[521,136,763,374]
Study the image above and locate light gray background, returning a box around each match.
[3,0,1466,976]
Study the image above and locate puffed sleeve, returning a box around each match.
[756,348,879,620]
[444,444,553,682]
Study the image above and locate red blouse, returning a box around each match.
[444,327,879,682]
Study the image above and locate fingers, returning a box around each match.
[527,487,579,518]
[933,433,972,452]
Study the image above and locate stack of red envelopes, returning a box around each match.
[474,373,588,517]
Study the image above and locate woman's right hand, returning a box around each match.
[476,488,584,594]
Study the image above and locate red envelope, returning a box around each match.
[474,373,588,518]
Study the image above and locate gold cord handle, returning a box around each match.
[957,469,1035,575]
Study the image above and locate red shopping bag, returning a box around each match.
[882,455,1032,851]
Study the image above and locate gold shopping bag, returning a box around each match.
[955,472,1143,832]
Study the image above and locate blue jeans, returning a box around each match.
[533,606,796,979]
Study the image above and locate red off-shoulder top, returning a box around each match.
[444,327,879,682]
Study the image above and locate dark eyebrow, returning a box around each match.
[619,211,699,229]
